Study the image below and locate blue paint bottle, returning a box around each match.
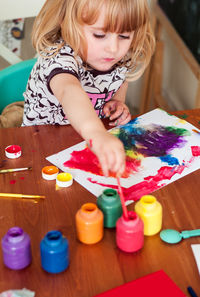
[40,230,69,274]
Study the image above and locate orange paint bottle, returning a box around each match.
[75,203,104,244]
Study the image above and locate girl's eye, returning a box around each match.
[93,33,106,39]
[119,35,130,39]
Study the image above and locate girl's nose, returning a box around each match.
[105,35,118,54]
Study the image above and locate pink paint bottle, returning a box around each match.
[116,211,144,253]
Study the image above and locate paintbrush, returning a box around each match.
[0,167,32,174]
[116,176,129,220]
[0,193,45,200]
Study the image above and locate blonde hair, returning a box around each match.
[32,0,155,81]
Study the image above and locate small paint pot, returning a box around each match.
[56,173,73,187]
[75,203,104,244]
[42,166,59,180]
[1,226,32,270]
[97,188,122,228]
[40,230,69,274]
[5,145,22,159]
[116,211,144,253]
[135,195,162,236]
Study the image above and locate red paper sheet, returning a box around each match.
[94,270,186,297]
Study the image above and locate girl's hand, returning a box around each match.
[88,131,125,177]
[103,99,131,126]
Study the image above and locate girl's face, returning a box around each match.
[82,5,134,71]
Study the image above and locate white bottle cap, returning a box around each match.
[42,166,59,180]
[5,145,22,159]
[56,172,73,187]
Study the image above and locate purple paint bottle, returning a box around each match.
[1,227,32,270]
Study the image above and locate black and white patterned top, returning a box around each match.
[22,44,128,126]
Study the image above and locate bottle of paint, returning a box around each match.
[134,195,162,236]
[1,226,32,270]
[75,203,103,244]
[116,211,144,253]
[40,230,69,274]
[97,189,122,228]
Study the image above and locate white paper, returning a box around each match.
[46,109,200,201]
[191,244,200,275]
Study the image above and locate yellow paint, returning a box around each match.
[55,184,61,191]
[126,149,143,160]
[56,173,72,182]
[110,128,120,135]
[135,195,162,236]
[176,119,187,125]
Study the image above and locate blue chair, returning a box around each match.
[0,58,37,113]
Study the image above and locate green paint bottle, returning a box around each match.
[97,189,122,228]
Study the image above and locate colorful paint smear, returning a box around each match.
[64,147,141,178]
[47,109,200,201]
[88,163,192,201]
[64,123,189,177]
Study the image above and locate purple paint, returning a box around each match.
[1,227,32,270]
[130,125,187,157]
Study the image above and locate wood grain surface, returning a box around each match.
[0,109,200,297]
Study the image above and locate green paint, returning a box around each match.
[166,126,191,136]
[179,113,188,119]
[166,111,174,116]
[97,189,122,228]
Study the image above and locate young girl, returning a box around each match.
[22,0,155,176]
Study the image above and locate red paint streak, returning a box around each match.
[64,147,141,177]
[116,177,128,220]
[88,164,186,201]
[5,145,21,153]
[191,146,200,156]
[89,139,93,149]
[20,177,25,180]
[10,179,16,185]
[64,147,103,175]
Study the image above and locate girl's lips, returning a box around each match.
[104,58,114,62]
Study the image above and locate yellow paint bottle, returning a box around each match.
[75,203,104,244]
[135,195,162,236]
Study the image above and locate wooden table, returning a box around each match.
[0,109,200,297]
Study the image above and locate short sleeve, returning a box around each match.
[41,45,80,94]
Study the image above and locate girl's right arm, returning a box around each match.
[50,73,126,176]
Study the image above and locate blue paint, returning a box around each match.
[160,155,179,165]
[40,230,69,274]
[112,123,188,158]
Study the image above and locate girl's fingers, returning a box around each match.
[116,147,125,173]
[117,112,131,125]
[92,132,126,177]
[109,107,123,120]
[109,109,131,126]
[98,153,109,177]
[103,101,116,117]
[99,150,117,176]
